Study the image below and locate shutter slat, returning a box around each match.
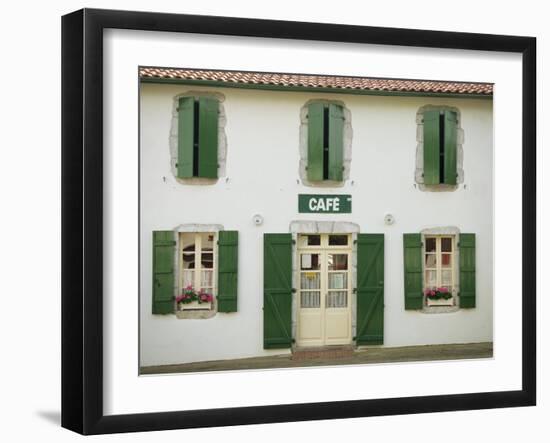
[403,233,423,309]
[152,231,175,314]
[459,233,476,308]
[307,103,324,182]
[328,104,344,181]
[198,97,219,178]
[423,110,440,185]
[444,110,458,185]
[217,231,238,312]
[263,234,293,349]
[177,97,195,178]
[356,234,384,345]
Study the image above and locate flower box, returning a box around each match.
[178,301,212,311]
[426,297,454,307]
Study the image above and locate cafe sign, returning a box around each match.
[298,194,352,213]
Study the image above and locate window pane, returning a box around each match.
[307,235,321,246]
[425,270,436,286]
[301,291,320,308]
[301,253,320,270]
[200,233,215,251]
[301,272,320,289]
[441,237,453,252]
[328,254,348,270]
[182,253,196,269]
[180,233,196,252]
[425,254,437,267]
[201,252,213,269]
[201,270,213,288]
[442,254,452,268]
[328,235,348,246]
[328,272,347,290]
[327,291,347,308]
[425,237,436,252]
[183,270,194,288]
[442,270,452,285]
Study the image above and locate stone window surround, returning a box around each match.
[289,221,360,344]
[415,105,464,192]
[169,91,228,185]
[173,223,223,319]
[299,99,353,187]
[420,226,461,314]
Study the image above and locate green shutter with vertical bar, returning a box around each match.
[356,234,384,345]
[177,97,195,178]
[307,102,324,182]
[263,234,293,349]
[152,231,176,314]
[423,110,440,185]
[198,96,219,178]
[459,233,476,308]
[217,231,238,312]
[443,110,458,185]
[328,103,344,181]
[403,233,423,310]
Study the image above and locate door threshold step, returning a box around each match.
[291,345,355,361]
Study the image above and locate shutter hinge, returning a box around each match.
[353,239,357,244]
[292,239,296,245]
[291,288,297,293]
[353,288,357,293]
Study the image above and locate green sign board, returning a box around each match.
[298,194,352,213]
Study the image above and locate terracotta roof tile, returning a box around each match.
[139,67,493,96]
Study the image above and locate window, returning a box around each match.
[307,102,344,182]
[152,229,238,317]
[423,236,456,306]
[423,109,458,185]
[403,232,476,311]
[178,232,216,310]
[177,96,219,179]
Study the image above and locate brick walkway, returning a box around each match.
[140,342,493,375]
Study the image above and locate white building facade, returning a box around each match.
[139,68,493,368]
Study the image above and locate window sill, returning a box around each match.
[175,300,217,319]
[421,305,460,314]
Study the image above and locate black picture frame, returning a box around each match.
[61,8,536,435]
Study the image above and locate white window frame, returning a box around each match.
[178,231,217,311]
[423,234,457,307]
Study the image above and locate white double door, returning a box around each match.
[297,246,352,347]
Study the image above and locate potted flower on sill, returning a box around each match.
[176,285,214,310]
[425,287,454,306]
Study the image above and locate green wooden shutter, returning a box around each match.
[443,110,458,185]
[328,104,344,181]
[263,234,293,349]
[152,231,176,314]
[177,97,195,178]
[459,233,476,308]
[198,97,219,178]
[217,231,238,312]
[423,110,440,185]
[356,234,384,345]
[403,233,423,310]
[307,102,324,182]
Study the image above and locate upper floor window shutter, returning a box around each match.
[403,233,423,310]
[152,231,176,314]
[217,231,238,312]
[328,103,344,181]
[443,110,458,185]
[307,102,324,182]
[423,110,440,185]
[177,97,195,178]
[198,96,219,178]
[263,234,293,349]
[459,233,476,308]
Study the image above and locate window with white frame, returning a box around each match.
[178,232,216,310]
[424,235,456,306]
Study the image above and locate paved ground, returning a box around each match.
[140,342,493,375]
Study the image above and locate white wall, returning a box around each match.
[140,83,493,366]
